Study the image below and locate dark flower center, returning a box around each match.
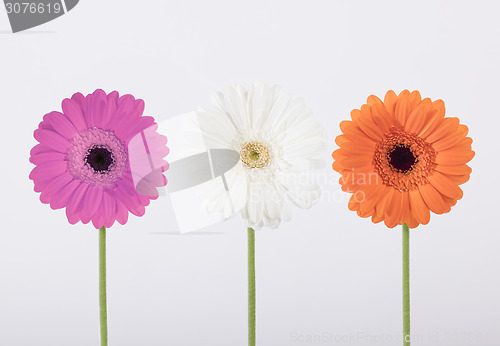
[85,147,114,172]
[389,145,417,173]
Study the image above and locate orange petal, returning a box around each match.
[409,189,430,225]
[375,185,394,218]
[332,160,345,172]
[359,183,385,216]
[336,155,373,169]
[384,90,398,116]
[372,213,384,224]
[427,171,463,200]
[357,209,372,218]
[419,183,449,214]
[425,117,459,143]
[339,120,352,130]
[348,193,361,211]
[395,93,411,126]
[453,137,473,150]
[340,140,376,155]
[340,166,375,189]
[342,184,357,193]
[372,103,394,133]
[418,100,445,138]
[384,214,399,228]
[399,191,411,226]
[457,124,469,136]
[341,121,377,146]
[335,134,349,147]
[446,174,470,185]
[442,195,458,208]
[351,109,361,122]
[405,212,420,229]
[367,95,383,106]
[432,129,469,151]
[408,90,422,108]
[430,99,445,116]
[435,164,472,176]
[435,149,475,165]
[405,98,431,134]
[358,105,384,140]
[332,149,344,160]
[386,190,404,226]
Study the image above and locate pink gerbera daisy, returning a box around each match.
[29,89,169,229]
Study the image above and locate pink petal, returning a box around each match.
[86,89,107,128]
[40,190,52,204]
[114,181,147,216]
[33,178,52,193]
[81,93,93,128]
[102,191,117,228]
[42,111,78,140]
[114,184,139,211]
[92,213,106,229]
[50,180,81,210]
[30,144,51,157]
[131,98,145,117]
[71,92,86,106]
[29,151,66,165]
[66,183,89,224]
[34,129,71,153]
[135,180,158,198]
[121,117,155,142]
[120,174,153,203]
[29,161,68,181]
[40,173,73,204]
[117,94,136,107]
[115,199,129,225]
[109,98,136,137]
[82,186,103,224]
[92,89,108,128]
[101,95,118,131]
[129,204,145,217]
[107,91,119,103]
[112,98,147,141]
[89,188,107,229]
[62,98,87,131]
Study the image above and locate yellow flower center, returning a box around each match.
[240,141,270,168]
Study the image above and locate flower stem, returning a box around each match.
[248,227,256,346]
[99,226,108,346]
[402,223,410,345]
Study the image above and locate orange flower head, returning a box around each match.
[332,90,474,228]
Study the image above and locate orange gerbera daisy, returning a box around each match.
[332,90,474,228]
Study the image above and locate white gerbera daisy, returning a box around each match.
[196,82,326,229]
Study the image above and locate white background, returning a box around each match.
[1,1,499,345]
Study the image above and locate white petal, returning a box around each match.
[280,173,322,209]
[197,82,327,229]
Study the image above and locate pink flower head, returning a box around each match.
[29,89,169,228]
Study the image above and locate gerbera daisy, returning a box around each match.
[29,89,168,346]
[332,90,474,228]
[196,82,326,229]
[29,89,169,229]
[197,82,325,346]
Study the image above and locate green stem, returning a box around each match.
[402,223,410,346]
[248,227,256,346]
[99,226,108,346]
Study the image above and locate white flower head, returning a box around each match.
[197,82,326,229]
